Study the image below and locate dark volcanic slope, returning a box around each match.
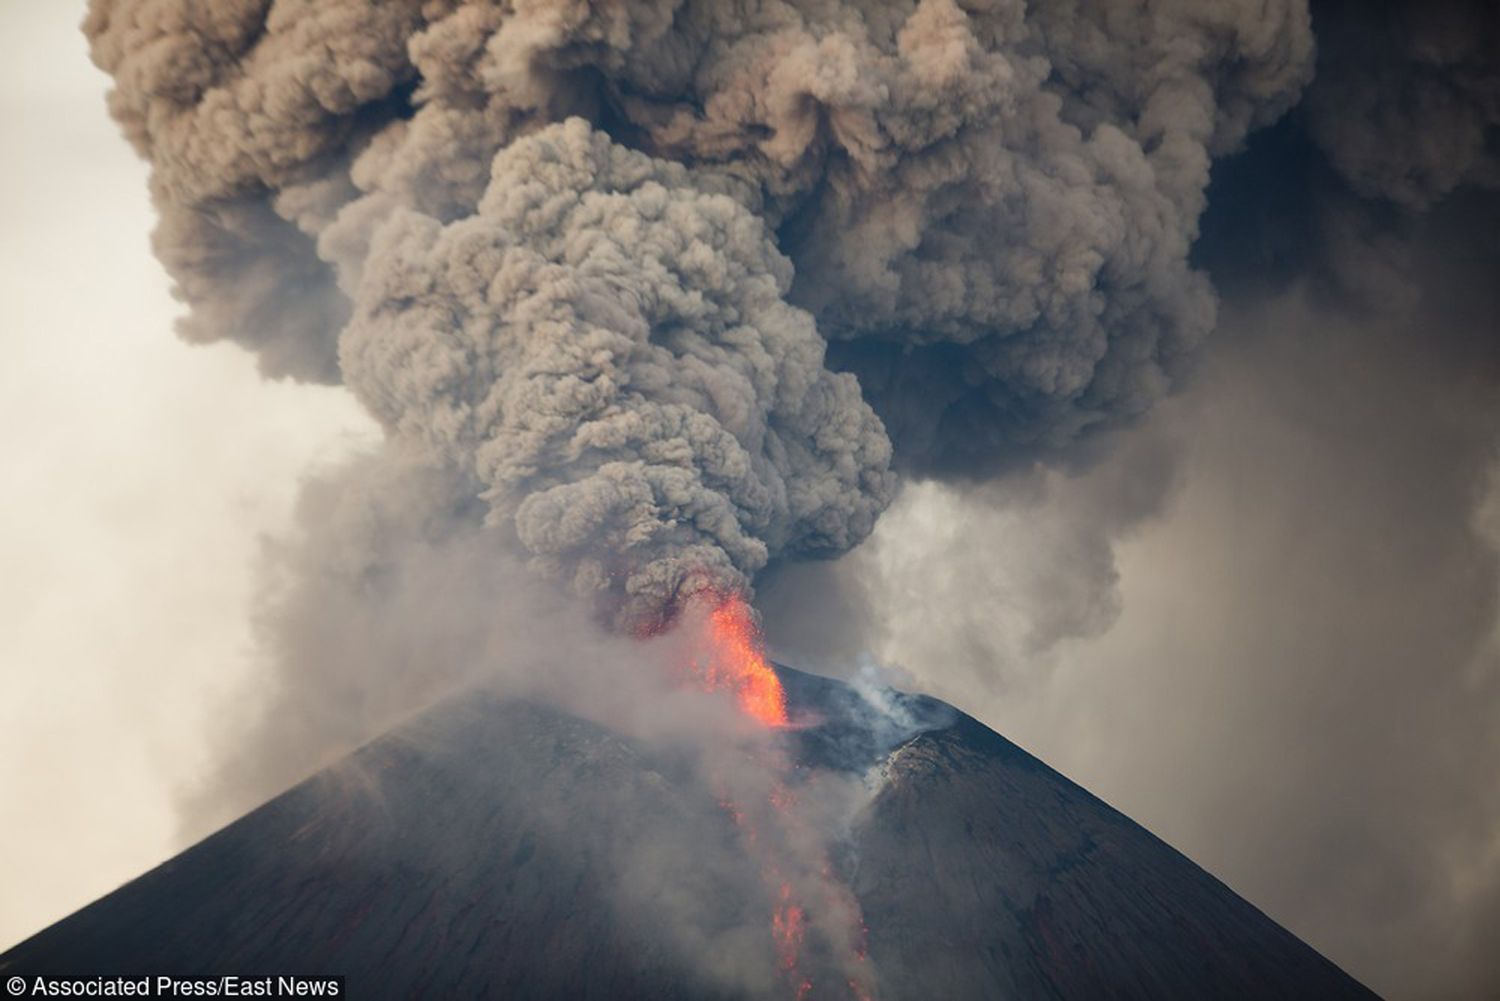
[852,714,1369,1000]
[3,697,764,999]
[3,669,1377,1000]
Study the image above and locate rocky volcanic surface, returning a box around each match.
[2,668,1377,999]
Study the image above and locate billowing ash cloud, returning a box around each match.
[1305,0,1499,209]
[342,121,893,626]
[84,0,1313,621]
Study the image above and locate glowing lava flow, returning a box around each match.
[772,881,811,998]
[694,593,789,727]
[685,591,875,1000]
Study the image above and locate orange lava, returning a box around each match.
[694,592,789,728]
[681,589,874,998]
[772,882,808,973]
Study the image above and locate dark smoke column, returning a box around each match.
[84,0,1314,624]
[339,119,894,628]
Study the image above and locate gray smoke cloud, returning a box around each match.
[340,121,893,626]
[84,0,1312,623]
[808,207,1500,1000]
[1304,0,1499,209]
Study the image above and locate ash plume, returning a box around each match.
[84,0,1313,624]
[1304,0,1499,209]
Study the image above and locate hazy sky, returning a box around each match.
[0,1,376,948]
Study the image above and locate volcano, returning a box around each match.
[1,666,1375,999]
